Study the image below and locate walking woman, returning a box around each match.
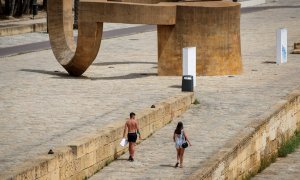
[173,121,191,168]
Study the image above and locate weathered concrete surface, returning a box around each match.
[253,148,300,180]
[89,0,300,179]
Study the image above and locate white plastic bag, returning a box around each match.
[120,138,128,147]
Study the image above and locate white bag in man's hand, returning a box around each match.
[120,138,128,147]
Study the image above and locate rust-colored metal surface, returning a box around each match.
[48,0,242,76]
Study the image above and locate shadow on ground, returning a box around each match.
[159,164,176,168]
[92,61,156,66]
[169,85,181,89]
[20,69,157,80]
[20,69,90,79]
[242,5,300,13]
[90,73,157,80]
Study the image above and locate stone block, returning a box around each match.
[227,157,238,178]
[140,125,151,138]
[153,119,164,130]
[95,146,105,163]
[163,114,172,125]
[69,137,96,159]
[39,169,59,180]
[56,147,75,168]
[138,113,150,129]
[59,160,76,180]
[14,168,35,180]
[77,151,97,172]
[103,142,115,159]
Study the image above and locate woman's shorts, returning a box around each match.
[127,133,137,143]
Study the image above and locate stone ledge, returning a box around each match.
[0,22,47,37]
[188,88,300,180]
[1,92,194,180]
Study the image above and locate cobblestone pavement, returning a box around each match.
[0,23,142,48]
[252,147,300,180]
[90,0,300,179]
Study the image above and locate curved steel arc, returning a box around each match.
[48,0,103,76]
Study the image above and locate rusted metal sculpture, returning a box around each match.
[48,0,242,76]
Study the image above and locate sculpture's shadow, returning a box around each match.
[90,73,157,80]
[20,69,157,80]
[92,61,156,66]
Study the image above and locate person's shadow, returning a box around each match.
[115,158,130,161]
[160,164,176,168]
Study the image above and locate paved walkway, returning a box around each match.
[0,0,299,178]
[0,23,143,49]
[252,148,300,180]
[90,0,300,179]
[0,29,181,174]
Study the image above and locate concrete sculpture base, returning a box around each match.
[48,0,242,76]
[292,42,300,54]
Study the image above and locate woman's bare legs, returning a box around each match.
[176,148,181,166]
[179,148,185,168]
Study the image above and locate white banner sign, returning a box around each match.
[276,28,287,64]
[183,47,196,87]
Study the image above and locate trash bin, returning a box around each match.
[182,75,193,92]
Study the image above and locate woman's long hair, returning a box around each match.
[174,122,183,134]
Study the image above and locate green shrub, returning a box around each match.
[278,131,300,157]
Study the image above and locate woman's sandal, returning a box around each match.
[175,162,179,168]
[128,156,134,162]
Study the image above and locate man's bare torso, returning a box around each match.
[126,118,138,133]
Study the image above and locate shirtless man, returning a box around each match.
[123,112,142,161]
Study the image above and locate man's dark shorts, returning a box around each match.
[127,133,137,143]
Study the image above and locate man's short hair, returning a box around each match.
[130,112,135,118]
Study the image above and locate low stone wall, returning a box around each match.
[0,22,46,37]
[3,92,194,180]
[188,89,300,180]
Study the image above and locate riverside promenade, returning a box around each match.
[0,0,300,179]
[0,24,179,174]
[90,0,300,179]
